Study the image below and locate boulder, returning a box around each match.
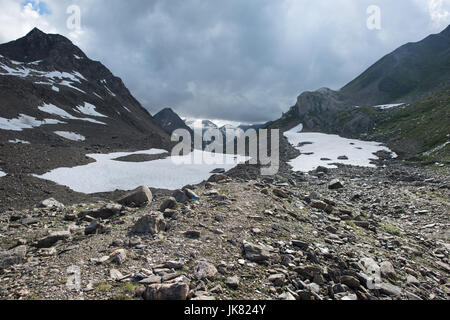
[268,274,286,287]
[172,190,189,203]
[193,260,218,280]
[208,174,228,183]
[328,179,344,190]
[143,280,189,300]
[132,212,166,235]
[38,198,64,209]
[117,186,153,207]
[273,189,289,198]
[160,197,177,212]
[36,231,71,248]
[85,220,103,235]
[243,241,271,263]
[380,261,396,279]
[0,245,27,269]
[109,249,127,265]
[225,276,240,289]
[184,188,199,200]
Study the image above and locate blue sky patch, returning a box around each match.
[22,0,51,15]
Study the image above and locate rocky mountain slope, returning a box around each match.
[0,28,171,150]
[153,108,193,137]
[0,159,448,300]
[268,25,450,162]
[0,28,174,210]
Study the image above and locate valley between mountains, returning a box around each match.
[0,27,448,301]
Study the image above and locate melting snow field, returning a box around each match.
[35,149,249,193]
[372,103,405,110]
[0,114,64,131]
[284,125,396,172]
[38,103,106,125]
[8,139,30,144]
[54,131,86,141]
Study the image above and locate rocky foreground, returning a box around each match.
[0,161,449,300]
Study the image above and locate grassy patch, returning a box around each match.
[379,222,403,236]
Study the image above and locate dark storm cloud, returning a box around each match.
[3,0,449,122]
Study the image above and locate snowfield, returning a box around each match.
[38,103,106,125]
[35,149,249,193]
[75,102,108,118]
[0,58,87,94]
[54,131,86,141]
[0,170,6,178]
[284,124,396,172]
[0,114,64,131]
[8,139,30,144]
[372,103,405,110]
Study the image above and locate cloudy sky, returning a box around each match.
[0,0,449,123]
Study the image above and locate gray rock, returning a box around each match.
[359,257,381,281]
[172,190,189,203]
[294,265,322,280]
[315,166,329,174]
[341,275,360,289]
[380,261,396,279]
[109,249,127,265]
[278,292,296,300]
[143,281,189,300]
[329,179,344,190]
[38,198,64,209]
[160,197,177,212]
[184,230,201,239]
[406,275,420,286]
[268,274,286,287]
[36,230,71,248]
[163,261,185,270]
[292,240,309,251]
[225,276,240,289]
[163,209,179,219]
[117,186,153,207]
[273,188,289,198]
[132,212,166,235]
[139,275,162,285]
[0,245,27,269]
[310,200,328,211]
[208,174,228,183]
[376,282,402,297]
[87,204,123,219]
[110,269,124,281]
[85,220,103,235]
[184,188,199,200]
[243,241,271,263]
[194,260,218,280]
[20,217,40,226]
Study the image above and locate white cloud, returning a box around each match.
[0,0,449,123]
[428,0,450,27]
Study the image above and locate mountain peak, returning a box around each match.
[0,28,81,63]
[26,27,46,37]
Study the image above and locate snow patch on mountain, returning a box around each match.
[0,114,64,131]
[8,139,30,144]
[38,103,106,125]
[284,124,396,172]
[54,131,86,142]
[0,170,6,178]
[75,102,108,118]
